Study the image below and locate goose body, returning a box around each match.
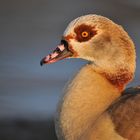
[41,15,140,140]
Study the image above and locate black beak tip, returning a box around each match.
[40,59,45,66]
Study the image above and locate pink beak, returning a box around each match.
[40,40,73,65]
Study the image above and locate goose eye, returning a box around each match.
[74,24,97,42]
[81,31,89,38]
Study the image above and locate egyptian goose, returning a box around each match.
[40,15,140,140]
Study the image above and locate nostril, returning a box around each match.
[61,40,68,47]
[55,47,62,53]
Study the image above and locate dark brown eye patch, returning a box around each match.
[74,24,97,42]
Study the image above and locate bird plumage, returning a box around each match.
[108,86,140,140]
[41,14,140,140]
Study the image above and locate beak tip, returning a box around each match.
[40,62,43,66]
[40,58,45,66]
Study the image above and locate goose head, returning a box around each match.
[41,14,136,90]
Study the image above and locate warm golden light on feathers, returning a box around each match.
[41,14,140,140]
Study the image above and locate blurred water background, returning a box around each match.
[0,0,140,139]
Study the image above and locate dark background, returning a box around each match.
[0,0,140,139]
